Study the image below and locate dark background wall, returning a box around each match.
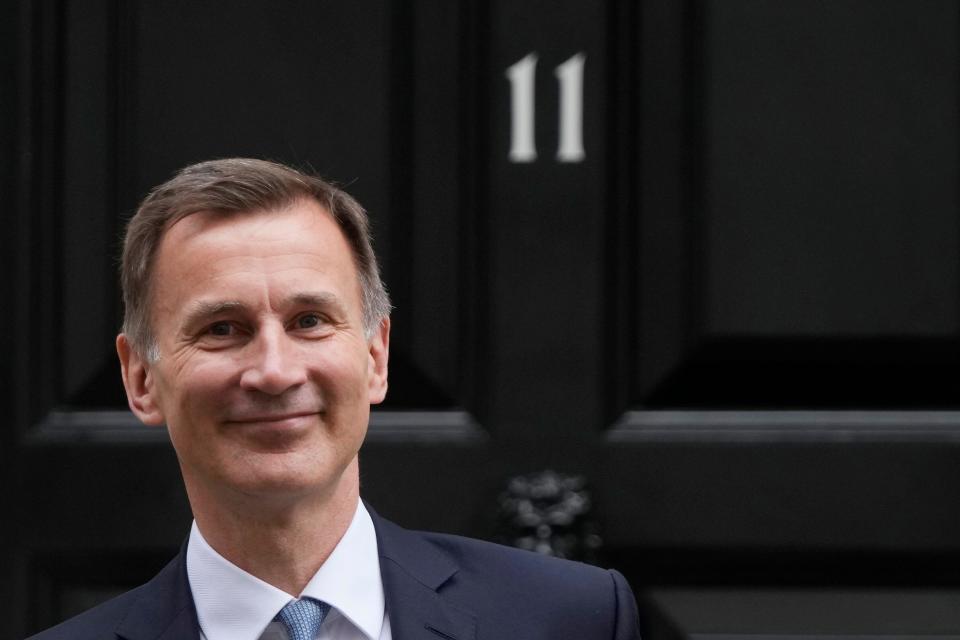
[5,0,960,637]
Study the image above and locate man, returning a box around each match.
[30,158,640,640]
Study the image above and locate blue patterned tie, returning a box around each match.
[274,598,331,640]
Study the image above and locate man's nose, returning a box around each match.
[239,325,308,395]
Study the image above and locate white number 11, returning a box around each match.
[506,52,586,164]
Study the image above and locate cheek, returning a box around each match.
[160,359,236,419]
[311,348,369,396]
[161,366,233,460]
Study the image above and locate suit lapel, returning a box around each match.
[114,542,202,640]
[108,510,474,640]
[370,507,476,640]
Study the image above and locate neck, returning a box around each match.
[187,459,360,596]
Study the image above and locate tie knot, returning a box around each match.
[274,598,331,640]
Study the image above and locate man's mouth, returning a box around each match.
[228,411,320,424]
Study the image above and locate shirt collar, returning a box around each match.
[187,500,385,640]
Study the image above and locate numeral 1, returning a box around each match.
[505,53,538,163]
[554,53,585,162]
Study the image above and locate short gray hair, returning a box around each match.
[121,158,391,360]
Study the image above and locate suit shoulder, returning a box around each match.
[25,585,145,640]
[419,530,615,592]
[411,531,639,638]
[26,549,190,640]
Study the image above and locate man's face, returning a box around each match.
[119,199,389,504]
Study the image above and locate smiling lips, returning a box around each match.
[228,411,320,425]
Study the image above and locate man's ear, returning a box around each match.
[116,334,165,426]
[367,317,390,405]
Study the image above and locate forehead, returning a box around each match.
[151,198,361,301]
[162,197,340,247]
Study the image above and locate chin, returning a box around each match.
[235,459,323,487]
[223,472,326,504]
[229,456,351,500]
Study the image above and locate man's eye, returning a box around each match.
[296,314,323,329]
[208,321,234,336]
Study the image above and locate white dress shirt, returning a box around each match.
[187,501,392,640]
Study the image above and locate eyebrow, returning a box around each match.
[180,300,247,333]
[179,293,347,332]
[286,292,351,323]
[288,292,343,309]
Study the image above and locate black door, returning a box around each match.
[6,1,960,637]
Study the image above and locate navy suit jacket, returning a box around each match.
[28,508,641,640]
